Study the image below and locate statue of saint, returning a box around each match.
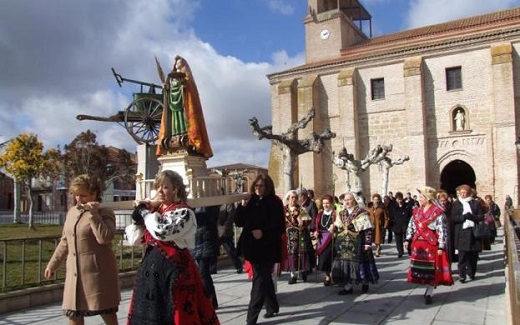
[454,109,465,131]
[156,56,213,158]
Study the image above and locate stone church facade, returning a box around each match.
[268,0,520,203]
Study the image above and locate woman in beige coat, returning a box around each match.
[45,174,120,325]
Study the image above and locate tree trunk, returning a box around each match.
[27,186,34,230]
[352,173,363,194]
[13,179,21,223]
[381,167,389,197]
[282,147,294,195]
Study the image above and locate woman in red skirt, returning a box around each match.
[404,186,453,305]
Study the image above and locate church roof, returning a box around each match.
[354,6,520,50]
[270,6,520,77]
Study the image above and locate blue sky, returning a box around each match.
[1,0,519,169]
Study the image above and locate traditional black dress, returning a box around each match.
[331,207,379,285]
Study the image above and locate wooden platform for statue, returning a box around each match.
[103,193,248,210]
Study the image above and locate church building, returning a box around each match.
[267,0,520,203]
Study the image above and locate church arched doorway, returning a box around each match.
[440,160,476,195]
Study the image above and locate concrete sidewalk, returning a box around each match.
[0,231,508,325]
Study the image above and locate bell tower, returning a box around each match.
[305,0,372,63]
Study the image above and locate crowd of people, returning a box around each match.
[45,170,507,325]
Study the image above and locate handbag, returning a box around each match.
[472,222,491,239]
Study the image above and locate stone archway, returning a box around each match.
[440,160,476,195]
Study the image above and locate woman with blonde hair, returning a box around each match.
[125,170,218,324]
[405,186,453,305]
[45,174,120,325]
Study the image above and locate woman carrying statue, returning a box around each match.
[45,174,120,325]
[283,190,313,284]
[156,55,213,158]
[125,170,219,324]
[331,192,379,295]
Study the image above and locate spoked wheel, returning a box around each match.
[124,96,163,144]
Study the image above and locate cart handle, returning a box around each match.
[111,67,162,91]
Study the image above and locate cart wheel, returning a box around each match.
[124,97,163,144]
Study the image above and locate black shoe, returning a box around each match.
[236,268,243,274]
[361,284,369,293]
[288,277,297,285]
[469,275,475,281]
[263,311,278,319]
[397,254,403,258]
[338,288,353,295]
[302,272,307,282]
[211,297,218,310]
[424,295,433,305]
[459,277,466,283]
[323,279,331,287]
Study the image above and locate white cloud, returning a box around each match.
[405,0,520,29]
[0,0,303,169]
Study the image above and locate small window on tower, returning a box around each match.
[446,67,462,91]
[371,78,385,100]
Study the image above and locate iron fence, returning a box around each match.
[0,212,66,225]
[0,231,143,292]
[505,208,520,325]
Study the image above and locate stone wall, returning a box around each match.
[270,40,520,203]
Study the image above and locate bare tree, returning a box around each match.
[332,144,393,194]
[379,155,410,196]
[249,108,335,192]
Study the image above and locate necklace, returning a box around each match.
[321,211,333,228]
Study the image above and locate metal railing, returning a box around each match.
[505,208,520,325]
[0,231,143,292]
[0,212,66,225]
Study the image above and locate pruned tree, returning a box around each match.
[249,108,335,193]
[332,144,393,194]
[379,155,410,196]
[0,133,51,228]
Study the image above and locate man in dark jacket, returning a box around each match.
[389,192,413,257]
[191,205,220,310]
[212,202,243,274]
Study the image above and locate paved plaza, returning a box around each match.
[0,230,508,325]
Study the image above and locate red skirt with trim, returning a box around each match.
[407,239,453,286]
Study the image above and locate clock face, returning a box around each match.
[320,29,330,40]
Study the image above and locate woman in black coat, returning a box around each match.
[451,184,483,282]
[235,174,285,325]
